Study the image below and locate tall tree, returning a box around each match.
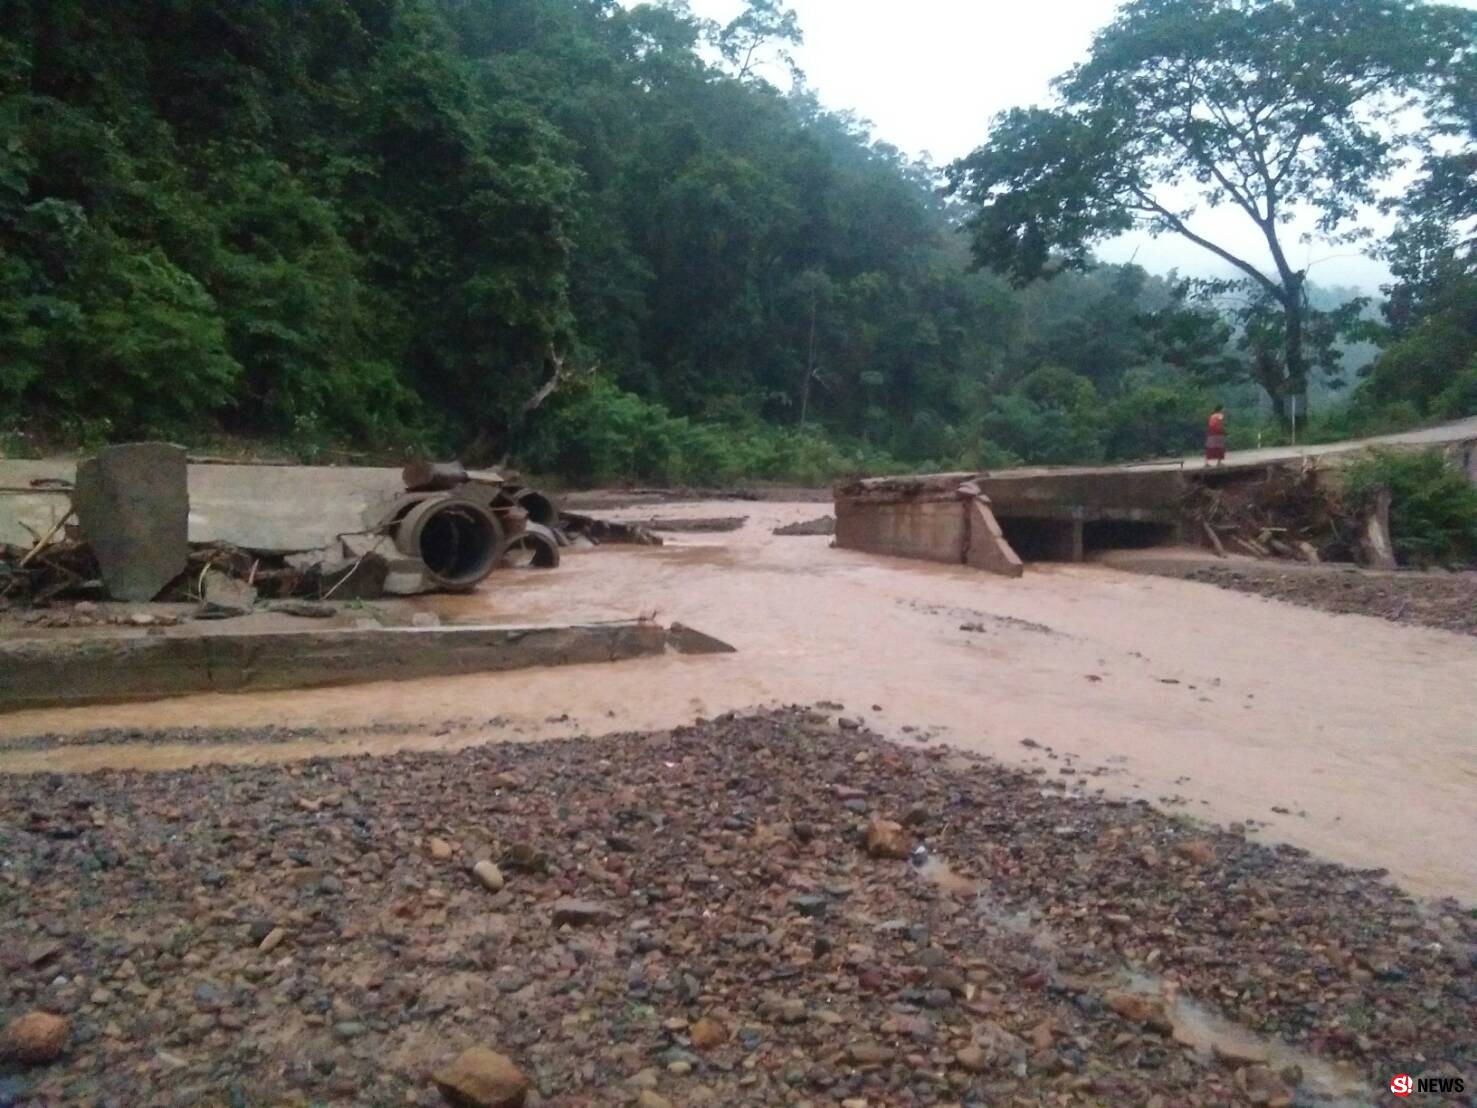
[1408,49,1477,253]
[1359,44,1477,422]
[947,0,1475,421]
[714,0,803,83]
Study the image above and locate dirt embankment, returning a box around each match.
[2,710,1471,1107]
[1147,565,1477,637]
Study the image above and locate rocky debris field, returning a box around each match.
[2,709,1473,1108]
[1168,566,1477,637]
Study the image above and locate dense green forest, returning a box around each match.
[1,0,1474,483]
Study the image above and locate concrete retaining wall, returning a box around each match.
[834,478,1025,577]
[0,621,677,711]
[834,496,967,564]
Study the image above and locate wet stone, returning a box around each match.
[789,894,828,918]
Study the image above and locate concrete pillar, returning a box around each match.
[1067,517,1085,563]
[73,442,189,601]
[965,498,1024,578]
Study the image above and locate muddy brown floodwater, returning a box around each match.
[2,501,1475,903]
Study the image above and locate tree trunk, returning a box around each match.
[799,291,818,430]
[1251,347,1286,421]
[1281,285,1308,428]
[463,349,571,467]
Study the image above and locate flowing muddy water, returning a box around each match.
[3,501,1475,901]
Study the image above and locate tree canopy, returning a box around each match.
[2,0,1474,480]
[948,0,1476,422]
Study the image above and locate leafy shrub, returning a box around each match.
[1342,451,1477,566]
[1105,381,1213,461]
[976,367,1106,465]
[516,378,908,486]
[1433,359,1477,421]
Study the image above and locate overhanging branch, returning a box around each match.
[1128,188,1283,298]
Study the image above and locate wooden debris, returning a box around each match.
[2,455,582,613]
[403,461,505,492]
[558,512,663,547]
[1358,489,1398,570]
[1201,520,1227,558]
[17,508,74,569]
[1183,463,1349,565]
[774,516,837,537]
[640,516,747,534]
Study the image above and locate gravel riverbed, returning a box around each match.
[2,709,1472,1106]
[1163,566,1477,637]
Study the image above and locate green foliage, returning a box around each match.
[1358,132,1477,428]
[1105,377,1214,461]
[716,0,804,83]
[0,0,571,447]
[1358,197,1477,427]
[518,377,903,486]
[948,0,1475,420]
[2,0,1467,481]
[1342,451,1477,566]
[5,0,1257,478]
[0,198,239,436]
[1435,359,1477,419]
[977,367,1107,466]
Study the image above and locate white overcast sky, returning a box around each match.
[680,0,1477,293]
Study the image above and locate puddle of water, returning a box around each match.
[1118,972,1371,1105]
[915,855,982,897]
[919,855,1372,1107]
[917,857,1058,949]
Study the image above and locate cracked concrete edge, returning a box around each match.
[0,621,732,711]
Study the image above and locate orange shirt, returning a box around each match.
[1208,412,1225,435]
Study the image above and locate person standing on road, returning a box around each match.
[1205,405,1227,465]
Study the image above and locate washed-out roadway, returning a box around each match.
[2,500,1474,905]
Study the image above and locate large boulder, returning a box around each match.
[433,1047,528,1107]
[0,1011,69,1065]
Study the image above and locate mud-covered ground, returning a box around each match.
[2,709,1472,1107]
[1153,565,1477,637]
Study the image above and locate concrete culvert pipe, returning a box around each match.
[501,522,561,569]
[392,495,504,590]
[513,488,559,529]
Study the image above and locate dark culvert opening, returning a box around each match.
[998,518,1080,562]
[997,517,1180,562]
[420,505,499,583]
[514,489,559,529]
[1083,519,1179,555]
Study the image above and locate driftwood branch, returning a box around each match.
[465,347,593,467]
[18,508,75,569]
[520,349,569,420]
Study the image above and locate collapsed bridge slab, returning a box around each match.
[834,467,1186,574]
[0,620,733,711]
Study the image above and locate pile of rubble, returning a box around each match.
[1183,463,1392,567]
[1,445,661,616]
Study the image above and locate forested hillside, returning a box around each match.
[2,0,1473,482]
